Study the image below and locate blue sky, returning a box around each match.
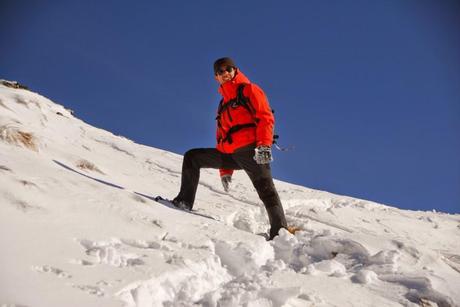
[1,1,459,213]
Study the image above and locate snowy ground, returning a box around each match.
[1,82,459,307]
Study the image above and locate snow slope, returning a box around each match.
[1,82,459,307]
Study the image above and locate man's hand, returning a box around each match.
[254,146,273,164]
[221,174,232,192]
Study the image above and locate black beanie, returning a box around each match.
[213,57,236,74]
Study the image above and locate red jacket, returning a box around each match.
[216,70,274,176]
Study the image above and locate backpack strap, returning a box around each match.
[236,84,256,117]
[216,84,257,121]
[220,123,257,144]
[216,83,260,145]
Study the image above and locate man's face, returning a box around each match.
[215,66,236,85]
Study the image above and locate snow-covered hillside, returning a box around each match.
[1,81,459,307]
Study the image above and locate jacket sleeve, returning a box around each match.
[245,84,274,147]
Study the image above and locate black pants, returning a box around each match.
[174,145,287,239]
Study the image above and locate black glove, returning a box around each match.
[221,174,232,192]
[253,146,273,164]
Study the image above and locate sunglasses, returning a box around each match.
[216,66,235,76]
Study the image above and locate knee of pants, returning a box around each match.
[184,148,200,158]
[183,149,200,165]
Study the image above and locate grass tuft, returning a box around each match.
[76,159,104,174]
[0,125,38,151]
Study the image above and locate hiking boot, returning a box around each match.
[172,198,192,211]
[267,226,303,240]
[266,205,288,240]
[287,226,302,235]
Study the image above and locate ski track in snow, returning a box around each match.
[1,83,460,307]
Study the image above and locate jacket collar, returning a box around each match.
[218,70,251,101]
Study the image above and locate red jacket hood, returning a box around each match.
[218,70,251,101]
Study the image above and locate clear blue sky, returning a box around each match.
[1,1,459,213]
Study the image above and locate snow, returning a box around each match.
[1,82,459,307]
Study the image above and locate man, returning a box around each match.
[172,57,288,240]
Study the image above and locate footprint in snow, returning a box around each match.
[78,239,145,268]
[226,208,266,234]
[32,265,72,278]
[71,284,105,297]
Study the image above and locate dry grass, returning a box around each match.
[1,80,29,90]
[76,159,104,174]
[0,125,38,151]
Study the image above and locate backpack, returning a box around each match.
[216,83,280,146]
